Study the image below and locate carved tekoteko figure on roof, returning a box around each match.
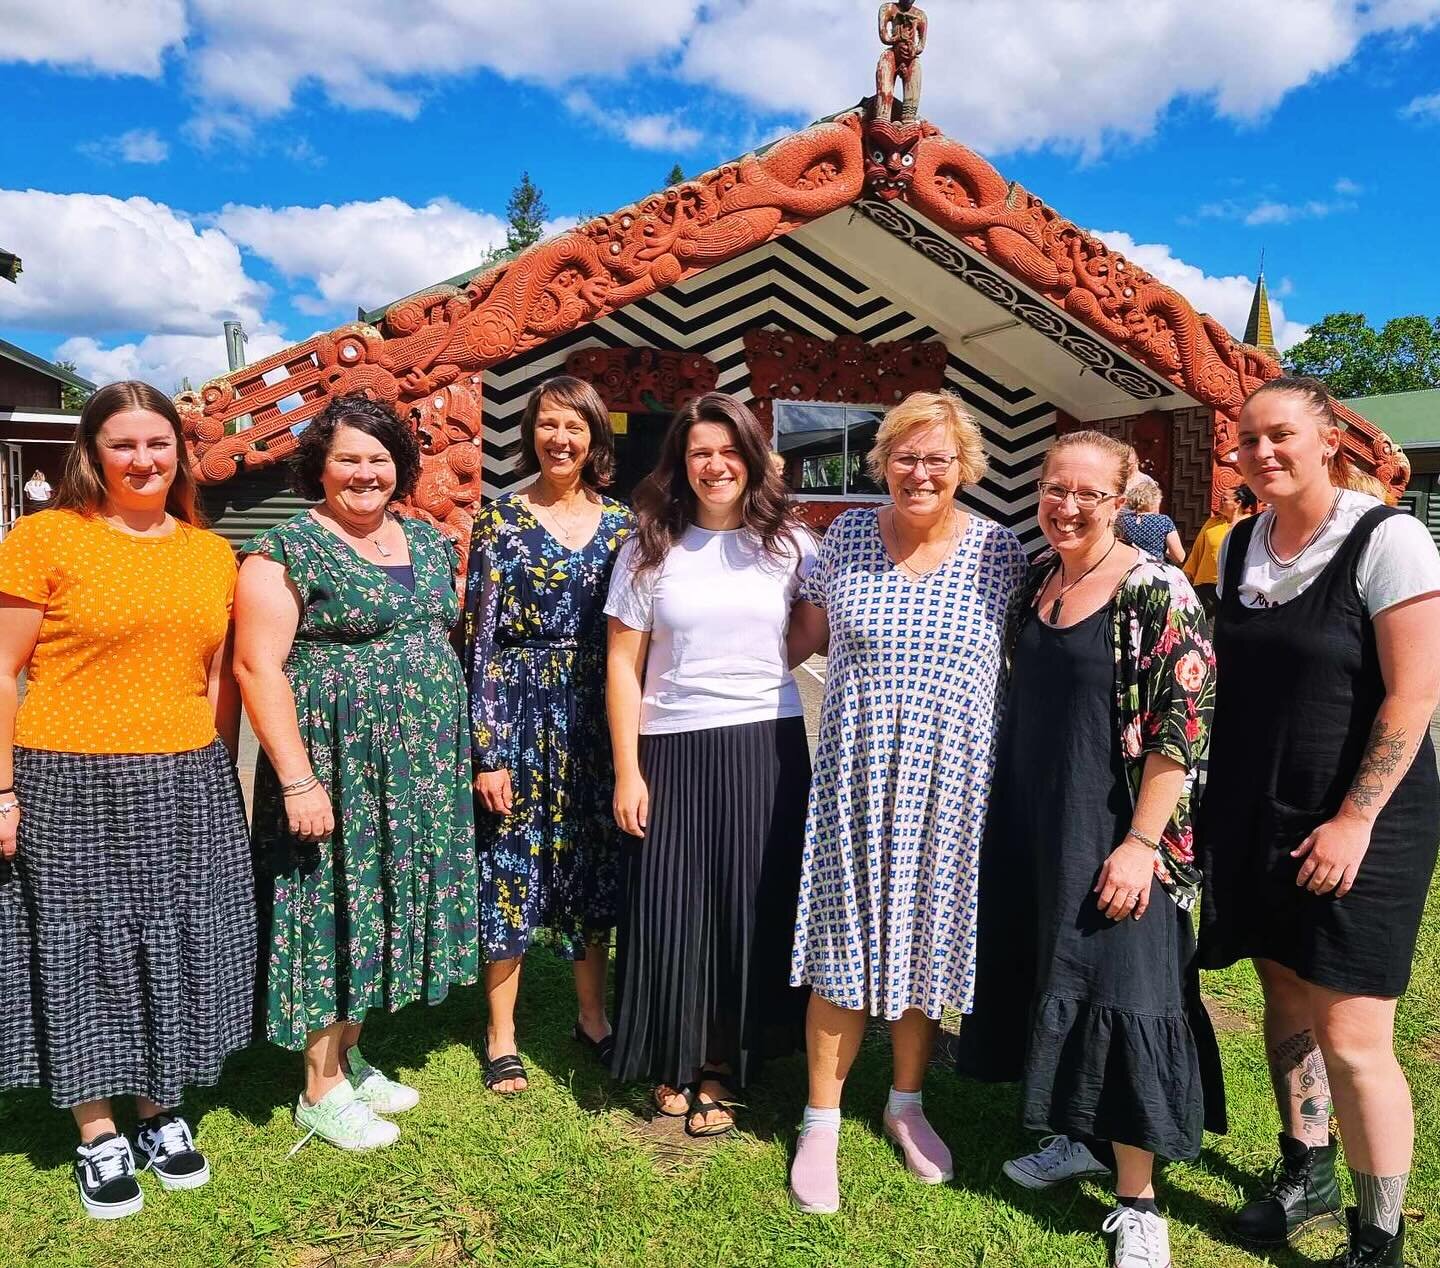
[876,1,927,122]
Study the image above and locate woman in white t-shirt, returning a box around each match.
[1198,376,1440,1265]
[605,392,815,1139]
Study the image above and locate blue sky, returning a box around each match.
[2,0,1438,392]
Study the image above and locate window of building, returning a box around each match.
[772,402,885,496]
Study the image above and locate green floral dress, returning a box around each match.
[245,513,480,1051]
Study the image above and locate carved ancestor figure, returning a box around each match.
[876,0,927,121]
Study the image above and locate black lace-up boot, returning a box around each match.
[1230,1133,1343,1246]
[1330,1208,1408,1266]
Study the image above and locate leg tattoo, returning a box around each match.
[1268,1029,1332,1147]
[1353,1170,1407,1235]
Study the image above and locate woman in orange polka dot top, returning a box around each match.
[0,381,255,1222]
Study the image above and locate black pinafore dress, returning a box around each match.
[1197,508,1439,997]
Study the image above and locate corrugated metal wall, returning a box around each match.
[200,467,309,550]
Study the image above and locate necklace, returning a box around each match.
[1046,536,1118,625]
[312,508,392,557]
[1263,490,1340,569]
[891,508,959,580]
[529,490,598,547]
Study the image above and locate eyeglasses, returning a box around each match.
[890,452,958,474]
[1036,481,1122,510]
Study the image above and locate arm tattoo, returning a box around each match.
[1348,719,1409,811]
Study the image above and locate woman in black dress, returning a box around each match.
[958,430,1225,1268]
[1198,377,1440,1267]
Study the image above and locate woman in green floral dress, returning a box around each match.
[235,396,479,1153]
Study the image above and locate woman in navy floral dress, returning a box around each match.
[463,377,635,1094]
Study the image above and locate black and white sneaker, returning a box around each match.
[134,1112,211,1191]
[74,1132,144,1220]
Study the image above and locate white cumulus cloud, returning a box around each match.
[0,0,187,76]
[564,89,703,151]
[56,327,293,394]
[0,188,268,337]
[1090,229,1310,352]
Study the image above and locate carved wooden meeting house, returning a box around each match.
[179,11,1410,557]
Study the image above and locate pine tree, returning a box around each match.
[505,172,549,253]
[53,359,93,411]
[666,164,686,186]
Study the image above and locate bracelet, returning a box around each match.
[0,800,18,816]
[281,776,320,797]
[280,772,318,793]
[1125,826,1160,851]
[0,786,13,795]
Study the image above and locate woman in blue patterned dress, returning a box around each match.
[784,391,1027,1215]
[463,376,635,1095]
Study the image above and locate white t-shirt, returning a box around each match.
[1219,490,1440,614]
[604,524,817,735]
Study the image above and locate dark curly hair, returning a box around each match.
[289,394,421,503]
[515,375,616,488]
[629,392,799,576]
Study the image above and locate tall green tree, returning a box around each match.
[1285,311,1440,397]
[666,163,686,186]
[505,171,549,254]
[53,359,93,412]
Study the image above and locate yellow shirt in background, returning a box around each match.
[0,509,236,754]
[1182,514,1233,588]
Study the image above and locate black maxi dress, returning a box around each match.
[957,606,1225,1160]
[1197,508,1440,996]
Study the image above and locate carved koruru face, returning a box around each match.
[865,120,922,199]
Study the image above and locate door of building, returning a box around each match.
[610,413,670,503]
[4,444,22,534]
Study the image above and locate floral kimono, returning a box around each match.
[1007,551,1215,909]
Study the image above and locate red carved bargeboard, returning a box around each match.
[180,107,1406,554]
[564,347,719,414]
[744,329,948,428]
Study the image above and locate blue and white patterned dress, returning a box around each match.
[789,508,1027,1019]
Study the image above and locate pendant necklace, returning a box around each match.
[1047,537,1118,625]
[893,508,959,580]
[313,508,391,557]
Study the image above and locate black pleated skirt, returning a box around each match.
[611,716,810,1088]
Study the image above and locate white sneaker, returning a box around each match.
[135,1111,211,1190]
[345,1046,420,1115]
[290,1080,401,1154]
[1003,1134,1112,1190]
[1102,1205,1172,1268]
[74,1132,144,1220]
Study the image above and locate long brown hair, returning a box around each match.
[53,380,207,526]
[1243,375,1353,486]
[629,392,798,575]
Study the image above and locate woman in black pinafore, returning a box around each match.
[1198,377,1440,1268]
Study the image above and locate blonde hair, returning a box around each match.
[53,380,207,526]
[1243,375,1352,487]
[1336,465,1396,505]
[1125,474,1162,512]
[1042,430,1136,492]
[867,390,987,487]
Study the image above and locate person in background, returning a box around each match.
[1183,483,1257,618]
[1198,377,1440,1267]
[784,391,1027,1215]
[22,468,51,512]
[958,430,1226,1268]
[464,376,634,1095]
[606,392,814,1139]
[234,394,479,1153]
[1117,473,1184,565]
[0,381,254,1220]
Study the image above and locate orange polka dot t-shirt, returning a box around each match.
[0,509,237,754]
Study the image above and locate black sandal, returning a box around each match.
[685,1070,740,1138]
[652,1083,695,1118]
[572,1022,615,1070]
[481,1038,528,1095]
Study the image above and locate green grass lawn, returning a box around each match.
[3,871,1437,1268]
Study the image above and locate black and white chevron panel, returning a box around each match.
[481,236,1055,546]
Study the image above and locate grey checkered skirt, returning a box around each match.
[0,740,256,1109]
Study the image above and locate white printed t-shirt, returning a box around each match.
[604,524,817,735]
[1218,489,1440,614]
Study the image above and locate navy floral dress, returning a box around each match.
[463,493,635,961]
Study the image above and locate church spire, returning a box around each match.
[1243,250,1278,362]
